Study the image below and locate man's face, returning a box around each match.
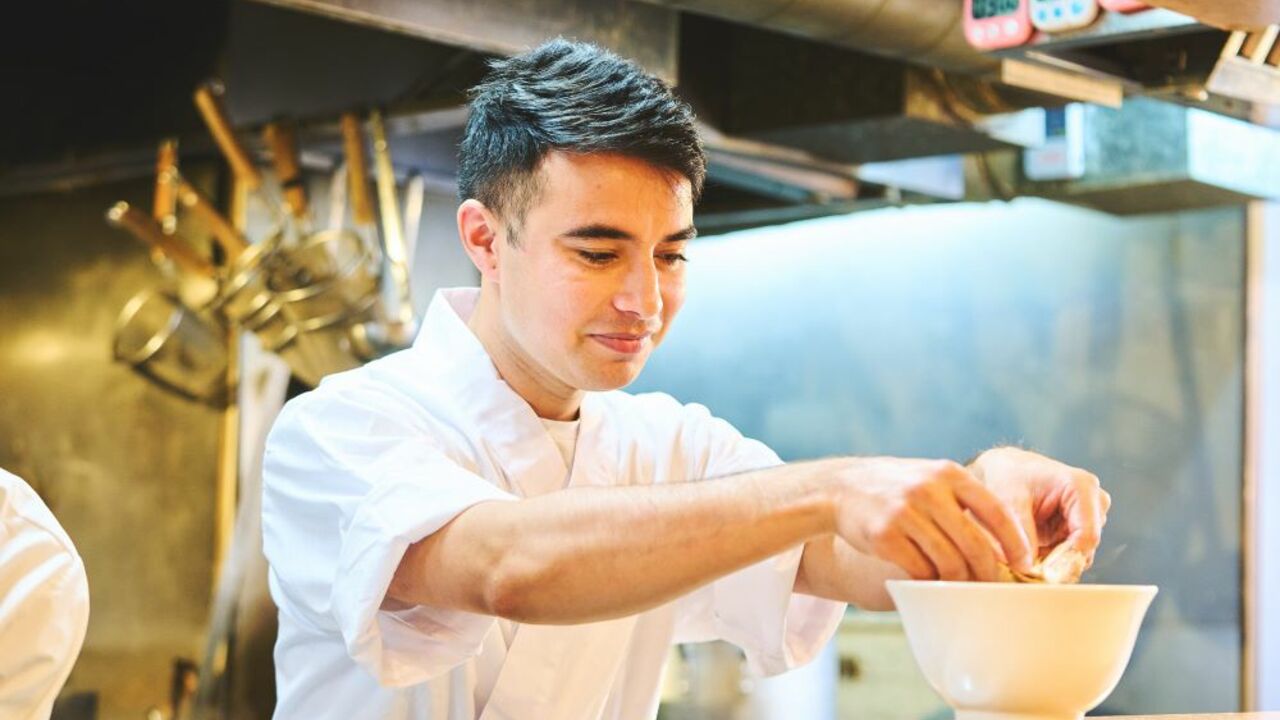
[492,151,694,392]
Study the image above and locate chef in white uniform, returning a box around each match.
[263,39,1111,720]
[0,469,90,720]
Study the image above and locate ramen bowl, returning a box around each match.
[886,580,1157,720]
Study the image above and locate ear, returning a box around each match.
[457,199,503,282]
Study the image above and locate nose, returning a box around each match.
[614,256,663,321]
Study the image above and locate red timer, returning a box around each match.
[1099,0,1150,11]
[965,0,1035,50]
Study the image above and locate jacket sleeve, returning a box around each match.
[0,471,90,720]
[262,387,517,687]
[670,404,846,677]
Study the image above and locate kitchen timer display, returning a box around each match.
[972,0,1022,18]
[965,0,1033,50]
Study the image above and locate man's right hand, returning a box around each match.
[829,458,1034,582]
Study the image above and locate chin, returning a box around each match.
[574,363,645,392]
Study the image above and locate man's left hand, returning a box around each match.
[968,447,1111,571]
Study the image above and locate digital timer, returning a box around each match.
[965,0,1035,50]
[1030,0,1100,32]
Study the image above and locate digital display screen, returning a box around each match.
[971,0,1021,19]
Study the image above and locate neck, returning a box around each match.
[468,285,583,421]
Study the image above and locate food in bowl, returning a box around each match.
[1000,544,1090,584]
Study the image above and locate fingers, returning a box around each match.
[898,506,972,581]
[945,466,1034,571]
[876,529,938,580]
[1062,470,1107,563]
[928,494,1003,581]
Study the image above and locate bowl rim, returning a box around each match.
[885,579,1158,596]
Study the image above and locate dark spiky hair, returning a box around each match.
[457,38,704,242]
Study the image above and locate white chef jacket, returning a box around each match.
[262,288,844,720]
[0,469,90,720]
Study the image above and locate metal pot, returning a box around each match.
[269,229,379,324]
[113,289,228,404]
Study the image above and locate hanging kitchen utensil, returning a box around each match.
[192,81,280,221]
[171,171,250,265]
[191,81,302,351]
[339,111,382,265]
[250,112,382,386]
[154,139,179,235]
[106,202,216,279]
[350,109,418,360]
[265,224,380,386]
[328,163,348,232]
[170,172,294,351]
[371,109,415,330]
[342,113,377,229]
[113,288,228,405]
[263,118,369,288]
[263,119,309,224]
[402,172,426,273]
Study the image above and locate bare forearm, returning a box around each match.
[796,536,907,611]
[389,460,840,624]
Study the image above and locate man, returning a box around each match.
[262,39,1110,719]
[0,468,90,720]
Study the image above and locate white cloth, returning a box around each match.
[262,288,844,720]
[539,418,579,471]
[0,469,90,720]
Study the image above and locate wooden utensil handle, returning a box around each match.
[174,177,248,264]
[107,202,215,278]
[153,139,179,224]
[264,120,308,218]
[341,113,375,226]
[193,82,263,191]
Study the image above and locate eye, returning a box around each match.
[576,250,617,265]
[658,252,689,267]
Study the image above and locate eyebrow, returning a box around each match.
[560,223,697,243]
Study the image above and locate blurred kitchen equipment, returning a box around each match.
[339,111,384,267]
[106,202,216,280]
[327,163,348,232]
[154,139,179,234]
[193,81,279,225]
[341,113,377,232]
[263,119,309,223]
[402,172,426,271]
[266,226,380,385]
[350,109,418,358]
[124,87,423,388]
[172,172,250,265]
[887,580,1157,720]
[112,288,228,404]
[1206,25,1280,106]
[190,82,310,363]
[254,113,383,386]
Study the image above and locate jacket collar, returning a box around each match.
[410,288,612,496]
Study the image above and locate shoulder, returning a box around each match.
[593,388,716,427]
[271,347,447,439]
[0,469,84,565]
[593,390,765,461]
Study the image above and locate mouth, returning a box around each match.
[588,332,652,355]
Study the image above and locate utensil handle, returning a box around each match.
[264,120,308,219]
[154,139,179,226]
[174,176,249,264]
[193,81,263,191]
[107,202,215,278]
[370,109,415,326]
[341,113,375,226]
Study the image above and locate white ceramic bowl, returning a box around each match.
[886,580,1157,720]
